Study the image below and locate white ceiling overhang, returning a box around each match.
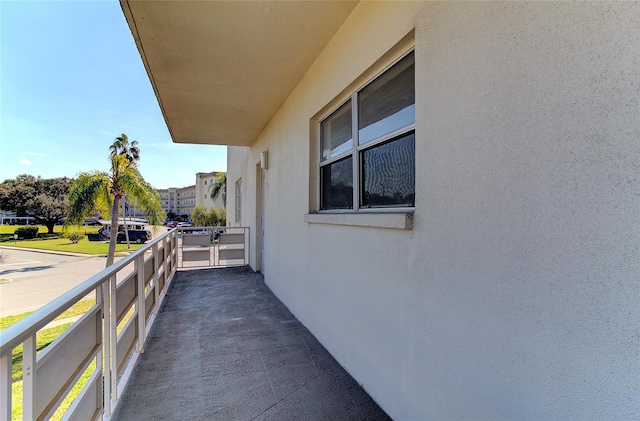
[121,1,357,146]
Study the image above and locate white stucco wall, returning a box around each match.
[227,2,640,419]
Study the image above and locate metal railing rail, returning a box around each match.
[178,226,249,268]
[0,229,178,421]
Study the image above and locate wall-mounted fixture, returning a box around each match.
[260,151,268,169]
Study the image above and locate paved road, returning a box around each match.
[0,248,129,316]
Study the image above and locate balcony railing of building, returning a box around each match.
[0,226,249,421]
[179,226,249,268]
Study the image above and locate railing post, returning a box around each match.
[213,232,218,266]
[136,253,146,353]
[109,275,118,406]
[209,229,213,267]
[0,353,11,421]
[22,335,37,420]
[102,279,112,417]
[101,280,110,417]
[163,237,169,288]
[178,228,183,268]
[153,242,160,311]
[94,285,104,417]
[173,230,178,272]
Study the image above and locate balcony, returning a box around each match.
[112,267,388,420]
[0,228,388,420]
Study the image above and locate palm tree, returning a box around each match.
[109,133,140,163]
[67,146,162,267]
[208,172,227,207]
[109,134,140,246]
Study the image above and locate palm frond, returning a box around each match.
[110,133,140,164]
[118,168,163,226]
[66,171,110,226]
[209,172,227,204]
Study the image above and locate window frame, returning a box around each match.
[317,48,415,214]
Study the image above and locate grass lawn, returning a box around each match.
[0,224,145,255]
[7,237,144,255]
[0,224,99,236]
[0,299,96,331]
[1,300,97,420]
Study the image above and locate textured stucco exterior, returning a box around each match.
[226,2,640,420]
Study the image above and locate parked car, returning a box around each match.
[177,222,192,227]
[116,230,151,244]
[166,221,178,228]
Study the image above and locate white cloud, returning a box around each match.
[26,151,43,156]
[19,159,32,165]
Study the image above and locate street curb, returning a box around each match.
[0,245,104,258]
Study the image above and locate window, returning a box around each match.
[204,180,207,185]
[235,179,242,224]
[204,194,208,199]
[319,50,415,211]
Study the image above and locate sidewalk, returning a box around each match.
[0,244,103,258]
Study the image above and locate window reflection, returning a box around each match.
[321,100,352,161]
[321,157,353,210]
[358,52,415,145]
[361,132,415,208]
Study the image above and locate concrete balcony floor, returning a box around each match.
[112,267,390,421]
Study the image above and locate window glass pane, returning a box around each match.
[361,132,415,208]
[320,157,353,210]
[320,100,352,161]
[358,52,415,145]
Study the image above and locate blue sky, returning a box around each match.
[0,0,227,189]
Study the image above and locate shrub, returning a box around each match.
[14,226,39,239]
[191,206,226,227]
[209,208,226,226]
[66,233,85,244]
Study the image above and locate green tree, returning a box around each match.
[209,208,226,226]
[0,175,71,234]
[66,136,162,267]
[191,205,208,226]
[208,172,227,207]
[191,205,226,227]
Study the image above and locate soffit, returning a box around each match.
[121,1,358,146]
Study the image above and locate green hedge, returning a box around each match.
[14,226,39,239]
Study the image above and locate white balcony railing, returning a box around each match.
[0,227,249,420]
[178,226,249,268]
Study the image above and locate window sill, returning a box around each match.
[304,212,413,230]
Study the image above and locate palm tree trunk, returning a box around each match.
[122,200,131,249]
[106,195,120,267]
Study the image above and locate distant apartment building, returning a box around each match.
[0,210,33,225]
[157,188,178,216]
[157,171,225,218]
